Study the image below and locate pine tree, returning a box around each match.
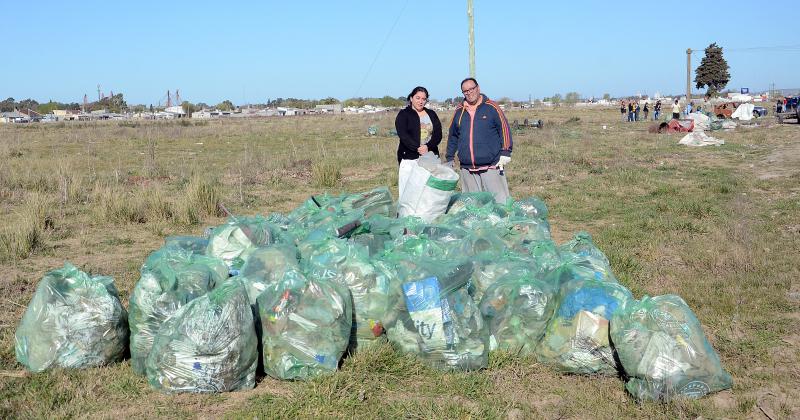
[694,43,730,97]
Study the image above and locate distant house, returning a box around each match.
[0,110,29,123]
[53,109,82,121]
[164,105,187,118]
[314,104,342,114]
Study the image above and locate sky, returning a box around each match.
[2,0,798,105]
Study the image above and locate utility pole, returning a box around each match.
[686,49,692,102]
[468,0,475,78]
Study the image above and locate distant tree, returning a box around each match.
[319,97,339,105]
[550,94,562,106]
[564,92,580,106]
[0,97,15,112]
[17,98,40,111]
[694,43,730,97]
[37,101,61,114]
[497,97,513,106]
[149,104,154,113]
[182,101,196,115]
[602,93,611,101]
[195,102,210,110]
[216,100,234,111]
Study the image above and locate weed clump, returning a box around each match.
[0,193,54,261]
[312,161,342,188]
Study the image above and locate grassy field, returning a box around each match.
[1,107,798,419]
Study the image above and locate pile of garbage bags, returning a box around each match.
[15,263,128,373]
[14,185,732,402]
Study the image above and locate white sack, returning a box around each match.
[687,113,710,131]
[678,132,725,147]
[731,103,754,121]
[397,152,459,222]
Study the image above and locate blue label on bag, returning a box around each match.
[403,277,447,348]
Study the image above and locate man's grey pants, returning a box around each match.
[460,168,510,203]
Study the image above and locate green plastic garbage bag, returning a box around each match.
[389,224,502,261]
[505,217,552,246]
[507,196,549,221]
[446,192,496,214]
[547,232,617,285]
[129,246,229,375]
[610,295,733,401]
[439,201,508,229]
[298,237,394,350]
[257,274,352,380]
[15,263,128,373]
[525,240,562,274]
[381,256,488,370]
[238,245,301,303]
[536,278,632,375]
[469,254,533,303]
[339,186,395,218]
[206,215,289,270]
[164,236,209,254]
[145,279,257,393]
[480,273,556,353]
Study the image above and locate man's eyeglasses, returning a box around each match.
[462,85,478,95]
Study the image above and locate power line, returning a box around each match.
[353,0,410,98]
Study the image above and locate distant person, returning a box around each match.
[777,99,783,114]
[394,86,442,164]
[628,101,634,122]
[634,102,641,121]
[620,100,627,122]
[654,100,662,120]
[446,77,512,203]
[643,102,649,120]
[672,99,681,120]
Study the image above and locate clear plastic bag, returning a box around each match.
[610,295,733,401]
[381,255,488,370]
[547,232,617,285]
[206,215,290,270]
[145,279,258,393]
[298,237,393,350]
[128,246,228,374]
[536,278,632,374]
[15,263,128,373]
[480,272,556,353]
[257,274,352,380]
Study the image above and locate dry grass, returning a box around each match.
[0,108,798,419]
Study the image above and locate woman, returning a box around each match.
[394,86,442,164]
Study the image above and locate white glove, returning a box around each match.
[497,155,511,169]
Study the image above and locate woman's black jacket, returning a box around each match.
[394,106,442,164]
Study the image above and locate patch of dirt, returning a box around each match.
[755,141,800,180]
[711,390,736,411]
[749,389,800,420]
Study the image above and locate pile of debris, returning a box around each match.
[15,184,733,401]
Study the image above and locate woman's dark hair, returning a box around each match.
[407,86,429,102]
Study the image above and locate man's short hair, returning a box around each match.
[460,77,479,88]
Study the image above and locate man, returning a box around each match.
[446,78,512,203]
[671,99,681,120]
